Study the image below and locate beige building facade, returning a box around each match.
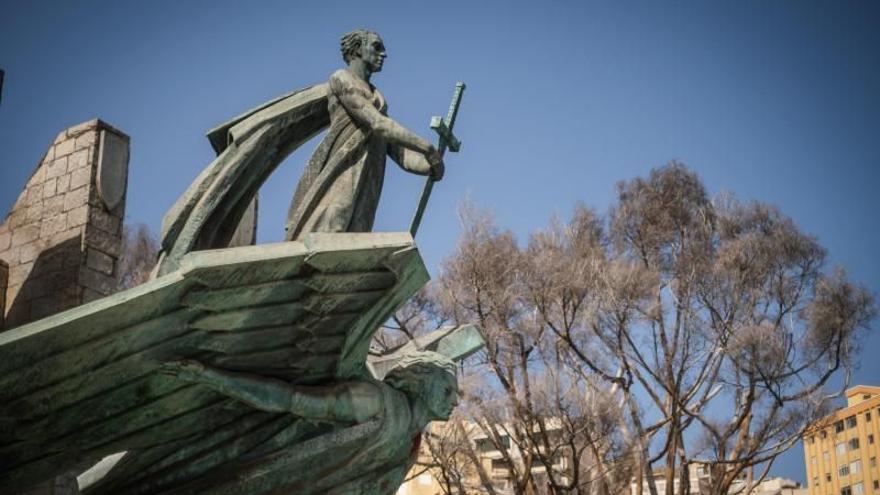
[803,385,880,495]
[629,462,750,495]
[397,420,570,495]
[628,463,804,495]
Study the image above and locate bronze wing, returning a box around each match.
[0,232,428,493]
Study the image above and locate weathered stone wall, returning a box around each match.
[0,119,129,329]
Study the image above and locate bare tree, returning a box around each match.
[493,163,873,495]
[404,412,490,495]
[115,223,159,291]
[415,163,874,495]
[423,204,633,495]
[374,289,447,352]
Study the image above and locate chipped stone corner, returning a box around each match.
[0,119,130,330]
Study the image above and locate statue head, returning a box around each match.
[340,29,386,73]
[384,350,459,420]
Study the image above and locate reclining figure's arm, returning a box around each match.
[161,360,382,423]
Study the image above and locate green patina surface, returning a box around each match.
[0,27,478,495]
[0,233,429,492]
[0,234,483,494]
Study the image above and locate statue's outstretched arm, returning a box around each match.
[161,360,382,422]
[330,70,434,156]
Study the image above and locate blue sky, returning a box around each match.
[1,0,878,484]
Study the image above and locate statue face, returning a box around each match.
[358,32,386,73]
[424,372,459,420]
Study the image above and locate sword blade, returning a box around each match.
[410,82,467,237]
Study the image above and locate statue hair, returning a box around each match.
[384,350,456,399]
[340,29,379,64]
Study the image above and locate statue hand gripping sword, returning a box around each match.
[409,82,466,237]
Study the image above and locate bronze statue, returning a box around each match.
[155,29,445,276]
[0,29,477,495]
[285,29,444,240]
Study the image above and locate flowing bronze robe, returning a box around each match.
[156,84,330,276]
[284,73,389,240]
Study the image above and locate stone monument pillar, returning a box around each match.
[0,119,129,331]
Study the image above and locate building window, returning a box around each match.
[870,457,877,468]
[867,411,872,422]
[811,436,817,445]
[476,436,511,452]
[822,430,828,439]
[873,481,878,490]
[827,473,832,482]
[850,438,860,450]
[475,438,492,452]
[814,477,821,487]
[851,460,862,475]
[840,465,850,477]
[836,421,846,433]
[853,482,864,495]
[842,486,852,495]
[837,442,848,455]
[869,434,875,445]
[847,416,858,429]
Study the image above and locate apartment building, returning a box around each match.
[803,385,880,495]
[470,428,570,494]
[629,462,748,495]
[629,464,801,495]
[755,478,809,495]
[397,420,570,495]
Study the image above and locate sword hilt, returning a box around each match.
[411,82,467,238]
[430,117,460,154]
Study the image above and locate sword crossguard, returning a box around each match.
[429,82,466,156]
[430,116,461,153]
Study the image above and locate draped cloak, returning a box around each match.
[156,74,390,277]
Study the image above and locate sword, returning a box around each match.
[409,82,466,237]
